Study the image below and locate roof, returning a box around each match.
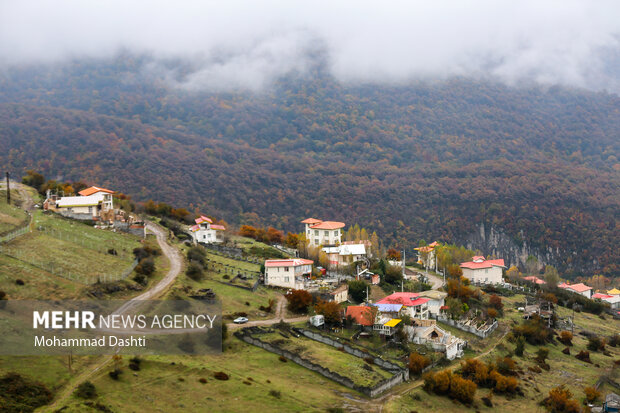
[264,259,314,268]
[524,276,546,285]
[330,284,348,295]
[558,282,571,289]
[78,186,114,196]
[566,283,592,293]
[310,221,345,230]
[384,319,401,328]
[608,288,620,295]
[371,303,403,313]
[301,218,323,224]
[195,215,213,224]
[189,224,200,232]
[418,290,448,300]
[440,305,450,310]
[345,306,376,326]
[210,224,226,230]
[460,258,506,270]
[428,241,440,247]
[414,246,434,252]
[376,293,429,307]
[56,194,104,207]
[592,293,613,299]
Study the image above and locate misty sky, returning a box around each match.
[1,0,619,92]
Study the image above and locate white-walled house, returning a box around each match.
[558,282,593,299]
[322,243,367,269]
[414,241,439,270]
[302,218,345,246]
[264,258,314,289]
[460,256,506,285]
[190,215,226,244]
[376,293,430,320]
[418,290,448,317]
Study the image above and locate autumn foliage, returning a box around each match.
[544,385,581,413]
[285,290,313,314]
[408,353,431,375]
[424,369,477,404]
[313,300,342,325]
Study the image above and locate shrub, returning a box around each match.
[449,374,477,404]
[75,381,97,399]
[408,352,431,375]
[515,335,526,357]
[584,386,601,403]
[487,308,498,319]
[575,350,591,363]
[108,369,122,380]
[496,356,517,376]
[0,291,6,300]
[186,261,204,281]
[609,334,620,347]
[559,331,573,346]
[587,336,605,352]
[512,315,550,345]
[363,357,375,365]
[15,279,24,285]
[0,372,53,411]
[187,246,206,266]
[198,378,207,384]
[133,273,147,285]
[213,372,229,380]
[347,280,367,303]
[314,299,343,325]
[269,390,282,399]
[278,356,287,362]
[490,370,518,394]
[562,347,570,355]
[135,257,155,276]
[544,385,581,413]
[285,289,313,313]
[423,369,477,404]
[536,348,549,364]
[489,294,504,311]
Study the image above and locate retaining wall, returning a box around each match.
[235,327,408,398]
[437,316,498,338]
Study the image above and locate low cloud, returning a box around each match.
[1,0,619,91]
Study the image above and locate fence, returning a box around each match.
[0,243,139,285]
[436,315,499,338]
[0,225,31,244]
[36,226,132,259]
[235,327,408,398]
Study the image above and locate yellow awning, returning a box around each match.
[607,288,620,295]
[384,319,401,327]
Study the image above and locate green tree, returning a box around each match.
[543,265,560,287]
[348,280,367,303]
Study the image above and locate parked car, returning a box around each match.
[233,317,249,324]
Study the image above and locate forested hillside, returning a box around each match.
[0,57,618,277]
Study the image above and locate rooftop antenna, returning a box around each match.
[5,172,10,204]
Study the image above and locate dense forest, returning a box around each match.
[0,55,618,277]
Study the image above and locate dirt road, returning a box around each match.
[227,295,309,330]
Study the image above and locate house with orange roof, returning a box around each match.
[189,215,226,244]
[414,241,440,270]
[264,258,314,289]
[460,256,506,285]
[523,276,546,285]
[301,218,345,246]
[46,185,114,220]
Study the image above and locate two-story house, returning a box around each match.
[301,218,345,246]
[190,215,226,244]
[460,256,506,285]
[264,258,314,289]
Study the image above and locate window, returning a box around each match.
[314,230,319,236]
[203,235,206,240]
[314,239,319,245]
[324,231,329,236]
[284,277,290,282]
[334,230,338,236]
[284,267,289,272]
[485,269,489,273]
[88,206,93,213]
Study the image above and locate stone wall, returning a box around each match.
[235,327,408,397]
[437,316,498,338]
[114,221,146,238]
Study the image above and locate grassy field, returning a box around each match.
[0,189,29,234]
[0,210,142,285]
[46,339,356,412]
[258,331,394,387]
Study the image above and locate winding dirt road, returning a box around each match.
[41,221,183,412]
[226,295,309,330]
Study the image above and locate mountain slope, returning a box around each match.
[0,62,618,277]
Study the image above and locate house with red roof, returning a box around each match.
[301,218,345,246]
[558,282,593,299]
[460,256,506,285]
[190,215,226,244]
[264,259,314,289]
[376,292,430,319]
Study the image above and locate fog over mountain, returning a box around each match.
[1,0,620,92]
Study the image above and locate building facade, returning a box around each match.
[264,258,314,289]
[190,215,226,244]
[460,256,506,285]
[301,218,345,246]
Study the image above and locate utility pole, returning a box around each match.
[366,286,369,303]
[5,172,10,205]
